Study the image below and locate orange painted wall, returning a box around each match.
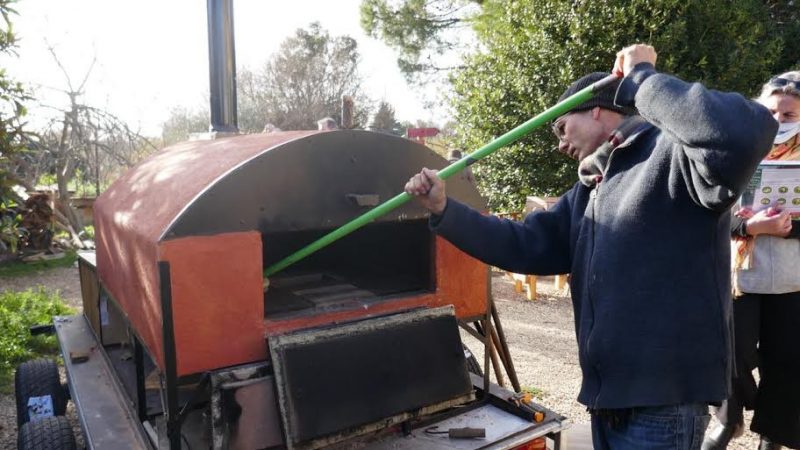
[434,237,488,318]
[159,232,267,376]
[150,231,485,374]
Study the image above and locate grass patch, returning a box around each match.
[0,250,78,277]
[521,385,545,400]
[0,288,75,393]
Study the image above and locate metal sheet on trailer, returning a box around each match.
[54,315,151,450]
[365,404,565,450]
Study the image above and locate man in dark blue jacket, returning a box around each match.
[405,44,777,449]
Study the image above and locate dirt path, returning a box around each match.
[0,268,759,449]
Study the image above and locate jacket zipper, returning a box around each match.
[587,186,601,408]
[585,147,622,408]
[584,127,652,407]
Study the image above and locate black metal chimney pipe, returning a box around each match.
[207,0,238,133]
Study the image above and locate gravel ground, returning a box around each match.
[0,267,760,449]
[471,273,759,450]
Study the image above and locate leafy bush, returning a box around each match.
[450,0,800,211]
[0,288,74,391]
[0,198,25,257]
[0,0,34,209]
[521,385,545,400]
[81,225,94,240]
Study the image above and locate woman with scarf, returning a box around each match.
[704,71,800,450]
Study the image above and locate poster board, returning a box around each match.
[740,161,800,217]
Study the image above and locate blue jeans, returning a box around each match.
[591,403,711,449]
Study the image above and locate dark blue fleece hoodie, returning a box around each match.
[432,64,777,409]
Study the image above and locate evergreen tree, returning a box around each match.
[237,22,373,132]
[365,0,800,210]
[370,101,403,135]
[0,0,32,200]
[454,0,800,210]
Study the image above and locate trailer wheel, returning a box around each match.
[15,359,68,426]
[463,345,483,376]
[17,416,77,450]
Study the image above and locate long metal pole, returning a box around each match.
[263,74,620,278]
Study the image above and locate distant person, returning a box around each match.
[703,71,800,450]
[405,44,776,449]
[317,117,338,131]
[447,149,475,185]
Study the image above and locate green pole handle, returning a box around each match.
[263,74,620,278]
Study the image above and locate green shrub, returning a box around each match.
[450,0,799,211]
[82,225,94,240]
[0,288,75,391]
[521,385,545,400]
[0,198,25,257]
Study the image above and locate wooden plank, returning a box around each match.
[555,274,569,291]
[508,272,537,301]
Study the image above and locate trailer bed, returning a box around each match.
[366,403,566,449]
[54,314,151,450]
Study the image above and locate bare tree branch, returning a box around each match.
[7,46,158,249]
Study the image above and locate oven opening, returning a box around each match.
[262,220,434,319]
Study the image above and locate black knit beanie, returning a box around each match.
[557,72,637,116]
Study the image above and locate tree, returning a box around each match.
[0,0,34,259]
[766,0,800,68]
[161,105,208,146]
[369,100,403,134]
[237,23,373,132]
[448,0,800,211]
[10,48,157,247]
[0,1,30,185]
[360,0,479,82]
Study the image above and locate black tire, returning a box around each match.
[17,416,77,450]
[15,359,68,427]
[463,345,483,376]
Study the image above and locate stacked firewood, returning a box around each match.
[19,193,54,252]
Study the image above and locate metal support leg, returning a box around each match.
[159,262,181,450]
[134,337,148,421]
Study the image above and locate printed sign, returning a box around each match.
[740,161,800,216]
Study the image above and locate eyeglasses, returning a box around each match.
[769,77,800,91]
[551,117,567,142]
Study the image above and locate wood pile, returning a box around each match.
[19,193,54,252]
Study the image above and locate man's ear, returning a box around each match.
[591,106,601,120]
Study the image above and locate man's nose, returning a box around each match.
[558,140,569,153]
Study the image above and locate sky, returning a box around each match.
[5,0,450,136]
